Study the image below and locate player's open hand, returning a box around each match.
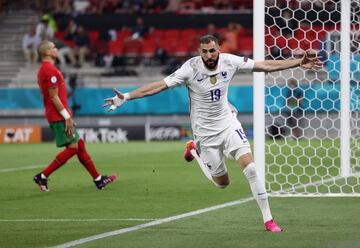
[103,88,127,112]
[65,117,76,138]
[300,52,324,71]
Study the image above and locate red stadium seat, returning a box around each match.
[163,29,180,39]
[123,39,142,57]
[108,40,124,56]
[173,40,191,57]
[142,38,157,58]
[159,37,176,55]
[180,28,197,39]
[64,40,75,48]
[117,30,132,42]
[152,28,163,39]
[54,31,65,40]
[88,31,99,45]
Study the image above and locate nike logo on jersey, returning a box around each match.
[196,75,207,82]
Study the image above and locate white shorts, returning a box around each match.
[195,117,252,177]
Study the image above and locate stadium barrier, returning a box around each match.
[2,83,358,116]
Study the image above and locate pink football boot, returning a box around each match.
[264,219,283,232]
[184,140,197,162]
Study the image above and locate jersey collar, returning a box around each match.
[199,55,221,76]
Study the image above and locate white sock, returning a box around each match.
[190,149,215,183]
[41,173,47,179]
[94,175,102,181]
[243,163,273,223]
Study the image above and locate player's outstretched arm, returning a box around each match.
[253,53,323,73]
[103,80,168,112]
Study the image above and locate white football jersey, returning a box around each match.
[163,53,255,137]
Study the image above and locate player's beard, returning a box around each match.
[51,53,57,61]
[202,56,219,70]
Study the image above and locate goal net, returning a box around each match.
[255,0,360,196]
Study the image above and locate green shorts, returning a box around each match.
[50,121,80,147]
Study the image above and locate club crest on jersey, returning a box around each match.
[221,71,227,79]
[50,76,57,84]
[210,75,217,84]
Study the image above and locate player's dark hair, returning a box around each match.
[199,35,219,45]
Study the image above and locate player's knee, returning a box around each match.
[77,138,85,150]
[215,181,230,189]
[214,178,230,189]
[243,162,257,179]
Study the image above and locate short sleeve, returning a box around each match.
[227,54,255,72]
[163,61,191,88]
[43,66,60,88]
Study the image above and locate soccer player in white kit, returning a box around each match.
[103,35,323,232]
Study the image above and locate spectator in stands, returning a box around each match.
[276,9,297,36]
[131,17,147,40]
[284,78,304,139]
[53,39,77,68]
[220,22,238,53]
[206,23,222,43]
[71,25,90,67]
[92,30,110,67]
[22,24,41,65]
[165,0,181,12]
[64,18,78,41]
[140,0,168,13]
[53,0,73,13]
[213,0,233,10]
[72,0,90,13]
[40,13,58,33]
[36,17,54,41]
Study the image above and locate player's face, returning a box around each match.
[199,41,220,70]
[46,42,58,59]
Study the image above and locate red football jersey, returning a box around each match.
[37,61,72,122]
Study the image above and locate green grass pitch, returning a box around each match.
[0,142,359,248]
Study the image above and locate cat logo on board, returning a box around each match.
[0,126,41,144]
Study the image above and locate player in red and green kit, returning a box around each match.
[33,40,117,191]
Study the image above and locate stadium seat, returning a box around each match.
[108,40,124,56]
[142,38,157,58]
[117,30,132,42]
[180,28,197,39]
[174,40,191,57]
[152,28,163,39]
[88,31,99,45]
[123,39,142,64]
[159,37,176,56]
[54,31,65,40]
[163,29,180,39]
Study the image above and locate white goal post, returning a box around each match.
[253,0,360,196]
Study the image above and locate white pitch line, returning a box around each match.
[52,197,254,248]
[0,218,157,222]
[0,164,44,173]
